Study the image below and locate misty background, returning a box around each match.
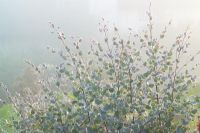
[1,0,200,87]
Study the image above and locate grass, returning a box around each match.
[187,85,200,132]
[188,85,200,96]
[0,104,16,133]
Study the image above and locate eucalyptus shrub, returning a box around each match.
[12,11,200,133]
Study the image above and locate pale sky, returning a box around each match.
[1,0,200,84]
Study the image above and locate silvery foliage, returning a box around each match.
[12,10,200,133]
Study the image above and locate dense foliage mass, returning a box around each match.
[2,10,200,133]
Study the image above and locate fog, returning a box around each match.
[1,0,200,85]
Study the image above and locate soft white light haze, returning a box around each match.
[1,0,200,84]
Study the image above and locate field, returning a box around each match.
[187,85,200,131]
[0,104,15,133]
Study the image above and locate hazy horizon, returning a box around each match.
[1,0,200,85]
